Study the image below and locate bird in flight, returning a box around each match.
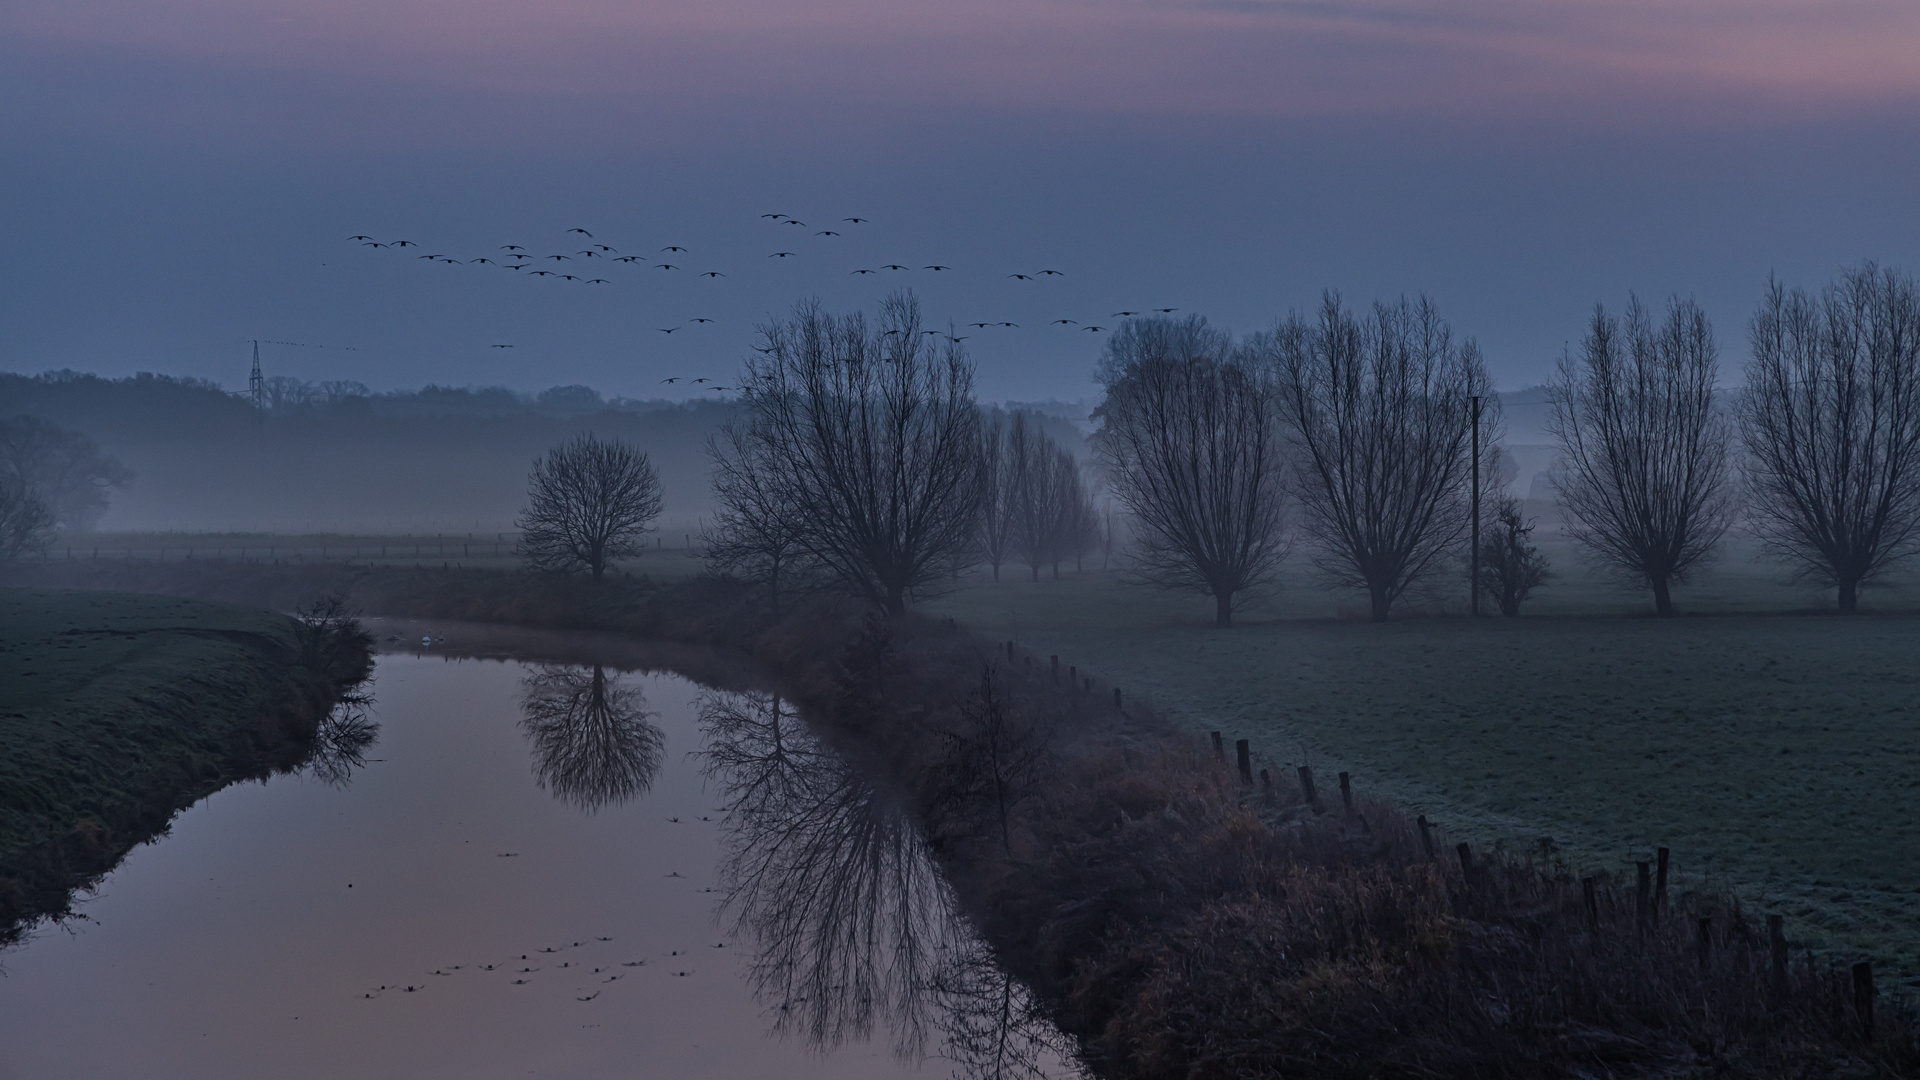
[568,228,593,237]
[1112,311,1139,317]
[491,344,513,348]
[391,240,416,247]
[417,254,438,260]
[692,377,709,384]
[1038,269,1063,276]
[1083,325,1107,332]
[691,317,715,323]
[614,255,641,263]
[586,278,609,284]
[440,258,463,264]
[659,327,680,334]
[999,322,1018,327]
[662,245,687,252]
[710,385,731,391]
[502,244,526,251]
[843,217,869,223]
[1155,307,1178,313]
[921,330,941,337]
[560,274,579,281]
[970,322,993,328]
[361,242,385,247]
[851,269,875,275]
[529,270,556,276]
[656,263,679,270]
[783,220,806,226]
[924,265,950,271]
[815,230,839,237]
[1052,319,1077,325]
[769,252,795,258]
[546,254,571,261]
[700,271,724,277]
[576,250,601,257]
[760,213,785,219]
[349,234,374,241]
[593,244,617,252]
[881,264,907,270]
[662,377,680,383]
[471,257,495,265]
[1009,273,1032,280]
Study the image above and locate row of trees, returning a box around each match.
[537,263,1918,622]
[1549,263,1920,615]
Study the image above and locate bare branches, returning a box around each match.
[1476,495,1551,616]
[0,473,54,560]
[1268,293,1493,621]
[516,432,662,580]
[704,415,812,617]
[0,415,132,534]
[519,663,664,812]
[1094,315,1289,626]
[1549,296,1734,615]
[1004,413,1099,582]
[733,291,985,615]
[1742,262,1920,612]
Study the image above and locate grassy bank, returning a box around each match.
[926,568,1920,988]
[0,588,373,947]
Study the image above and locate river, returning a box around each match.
[0,620,1074,1080]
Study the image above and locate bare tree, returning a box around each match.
[517,432,662,579]
[1267,293,1495,621]
[1743,263,1920,612]
[0,474,54,560]
[1477,495,1552,616]
[0,416,133,532]
[733,291,985,615]
[704,416,810,617]
[1549,296,1734,615]
[520,663,664,812]
[977,412,1017,583]
[1005,414,1095,581]
[1094,316,1289,626]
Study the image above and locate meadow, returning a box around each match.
[928,537,1920,986]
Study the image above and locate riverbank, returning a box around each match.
[4,560,1913,1075]
[0,588,374,948]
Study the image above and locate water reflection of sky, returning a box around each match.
[0,638,1066,1079]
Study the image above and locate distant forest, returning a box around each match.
[0,369,1094,533]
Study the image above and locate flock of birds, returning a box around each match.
[360,933,723,1003]
[347,213,1183,388]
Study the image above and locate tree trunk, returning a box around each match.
[885,588,907,617]
[1651,575,1673,616]
[1369,585,1391,622]
[1215,590,1233,627]
[1839,578,1859,614]
[991,562,1000,583]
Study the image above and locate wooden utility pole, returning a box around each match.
[1470,395,1482,616]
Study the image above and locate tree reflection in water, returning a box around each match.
[304,690,379,787]
[699,690,1079,1079]
[518,664,665,813]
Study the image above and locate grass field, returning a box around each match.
[927,543,1920,986]
[31,531,710,581]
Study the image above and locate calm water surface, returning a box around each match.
[0,621,1070,1080]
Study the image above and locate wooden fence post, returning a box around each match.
[1296,766,1320,811]
[1456,842,1475,882]
[1112,687,1122,710]
[1235,740,1252,785]
[1210,731,1224,761]
[1853,961,1875,1041]
[1050,656,1059,684]
[1582,876,1599,930]
[1338,771,1352,813]
[1417,816,1436,859]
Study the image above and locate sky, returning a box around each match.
[3,0,1919,403]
